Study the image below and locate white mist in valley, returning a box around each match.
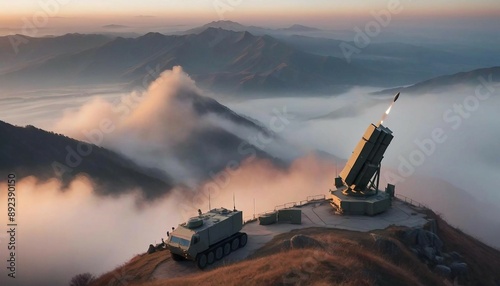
[0,158,337,286]
[225,83,500,247]
[0,176,183,286]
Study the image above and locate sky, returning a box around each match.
[1,0,499,35]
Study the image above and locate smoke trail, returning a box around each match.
[379,102,393,125]
[378,92,399,125]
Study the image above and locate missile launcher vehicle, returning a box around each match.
[166,207,247,269]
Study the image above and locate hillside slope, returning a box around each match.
[0,120,173,199]
[0,33,112,73]
[88,209,500,286]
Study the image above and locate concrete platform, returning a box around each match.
[152,198,428,280]
[330,189,391,215]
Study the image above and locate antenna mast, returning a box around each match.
[208,191,211,211]
[233,193,236,211]
[253,198,256,219]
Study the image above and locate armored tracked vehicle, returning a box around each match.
[166,207,247,269]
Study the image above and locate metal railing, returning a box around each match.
[395,193,429,209]
[244,194,326,222]
[242,193,428,222]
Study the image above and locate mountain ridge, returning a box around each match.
[0,120,173,199]
[373,66,500,95]
[0,28,392,94]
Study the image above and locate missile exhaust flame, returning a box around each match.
[378,92,400,126]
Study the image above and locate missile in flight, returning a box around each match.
[379,92,400,125]
[393,92,400,103]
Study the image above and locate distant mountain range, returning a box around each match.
[0,33,111,73]
[281,35,499,82]
[103,24,130,29]
[1,20,499,96]
[182,20,267,35]
[280,24,322,32]
[374,66,500,95]
[0,28,387,94]
[183,20,321,35]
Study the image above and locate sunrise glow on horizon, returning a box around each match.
[1,0,499,36]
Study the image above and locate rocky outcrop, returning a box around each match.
[403,226,468,282]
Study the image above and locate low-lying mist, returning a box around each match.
[0,154,336,286]
[225,82,500,248]
[1,66,499,285]
[0,176,181,286]
[54,66,210,183]
[173,153,336,222]
[52,66,297,188]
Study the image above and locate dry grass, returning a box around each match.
[140,250,372,286]
[91,212,500,286]
[137,228,444,286]
[90,250,169,286]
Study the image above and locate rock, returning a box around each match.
[417,230,430,246]
[426,232,443,253]
[427,219,438,235]
[410,247,419,256]
[423,246,436,261]
[435,256,444,263]
[147,244,156,254]
[450,262,468,278]
[449,251,463,261]
[404,229,424,246]
[404,228,443,255]
[290,235,322,249]
[434,264,451,278]
[405,229,439,246]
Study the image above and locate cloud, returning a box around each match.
[0,176,182,286]
[55,66,201,146]
[173,153,337,221]
[54,66,226,182]
[122,66,202,146]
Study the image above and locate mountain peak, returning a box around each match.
[208,20,242,25]
[140,32,165,38]
[281,24,321,32]
[197,27,233,37]
[199,20,248,32]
